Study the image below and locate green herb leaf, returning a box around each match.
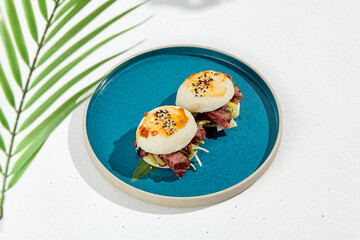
[19,50,127,132]
[21,0,38,42]
[131,159,157,183]
[0,132,6,153]
[7,142,44,190]
[14,82,96,155]
[26,37,142,110]
[0,11,22,87]
[0,63,15,108]
[33,3,147,88]
[38,0,47,20]
[4,0,29,65]
[19,79,99,132]
[0,106,10,131]
[53,0,84,22]
[47,0,90,42]
[37,0,116,66]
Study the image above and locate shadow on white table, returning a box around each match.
[68,103,209,214]
[150,0,234,10]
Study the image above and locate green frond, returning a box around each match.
[21,0,38,42]
[0,63,15,108]
[37,0,116,66]
[38,0,48,20]
[4,0,29,65]
[26,28,144,110]
[0,106,10,131]
[46,0,90,43]
[14,83,96,155]
[8,142,44,190]
[19,50,129,132]
[0,132,5,153]
[33,2,147,88]
[0,0,148,210]
[0,12,22,87]
[53,0,83,22]
[7,143,43,190]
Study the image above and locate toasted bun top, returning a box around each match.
[136,106,197,154]
[176,70,235,113]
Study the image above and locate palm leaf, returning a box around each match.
[14,81,97,155]
[0,0,148,217]
[4,0,29,65]
[0,106,10,131]
[26,31,143,110]
[32,5,147,89]
[21,0,38,42]
[37,0,116,66]
[131,159,157,183]
[0,132,5,153]
[7,142,43,190]
[19,50,129,132]
[11,129,50,176]
[47,0,90,43]
[0,63,15,108]
[53,0,84,22]
[0,11,22,87]
[38,0,47,20]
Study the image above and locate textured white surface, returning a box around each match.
[1,0,360,239]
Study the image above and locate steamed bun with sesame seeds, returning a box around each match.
[136,106,197,155]
[176,70,244,130]
[176,70,235,113]
[134,105,209,179]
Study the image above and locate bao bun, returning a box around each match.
[136,106,197,154]
[176,70,235,113]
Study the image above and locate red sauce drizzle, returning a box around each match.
[139,125,149,138]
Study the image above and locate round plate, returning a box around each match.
[84,45,282,207]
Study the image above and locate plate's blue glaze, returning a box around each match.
[86,47,279,197]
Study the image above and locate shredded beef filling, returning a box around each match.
[196,85,243,129]
[194,124,206,141]
[203,109,232,129]
[233,86,244,100]
[159,152,190,178]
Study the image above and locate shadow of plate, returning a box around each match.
[68,103,209,214]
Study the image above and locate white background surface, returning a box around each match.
[0,0,360,239]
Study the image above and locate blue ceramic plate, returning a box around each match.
[84,45,282,207]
